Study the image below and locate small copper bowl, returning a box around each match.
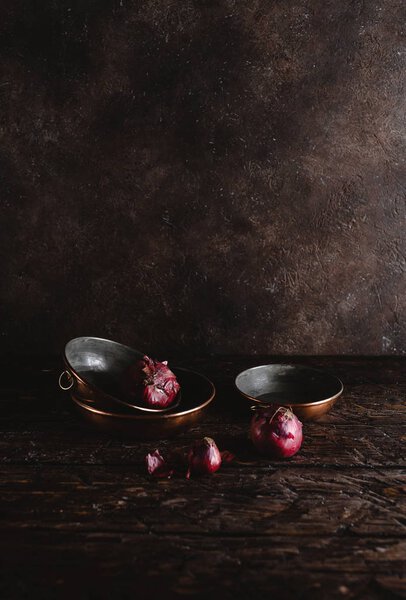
[70,367,215,439]
[60,337,215,439]
[60,337,144,408]
[235,364,343,420]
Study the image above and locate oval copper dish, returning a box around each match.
[62,337,215,438]
[71,367,215,439]
[235,364,343,420]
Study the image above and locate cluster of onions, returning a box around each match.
[145,406,303,479]
[146,437,233,479]
[122,353,305,477]
[146,407,303,479]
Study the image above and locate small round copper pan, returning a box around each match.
[61,336,145,410]
[61,336,182,413]
[70,367,215,439]
[235,364,343,420]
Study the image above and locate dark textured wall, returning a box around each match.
[0,0,405,356]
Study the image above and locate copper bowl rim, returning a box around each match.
[65,337,189,415]
[235,363,344,407]
[63,336,139,401]
[71,369,215,420]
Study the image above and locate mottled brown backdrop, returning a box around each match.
[0,0,405,356]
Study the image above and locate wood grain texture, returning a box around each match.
[0,357,405,599]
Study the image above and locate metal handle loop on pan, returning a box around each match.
[59,370,73,391]
[250,403,268,411]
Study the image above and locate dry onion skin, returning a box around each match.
[123,355,180,409]
[250,406,303,458]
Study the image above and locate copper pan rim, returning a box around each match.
[63,336,141,406]
[235,363,343,407]
[71,368,215,420]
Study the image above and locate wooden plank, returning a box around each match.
[0,357,404,599]
[1,466,405,538]
[0,530,404,599]
[0,414,404,467]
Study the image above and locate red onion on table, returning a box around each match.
[146,438,233,479]
[250,406,303,458]
[145,449,172,478]
[186,437,222,479]
[123,355,180,409]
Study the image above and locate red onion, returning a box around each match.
[186,437,222,478]
[145,449,170,477]
[250,406,303,458]
[146,439,233,479]
[124,355,180,408]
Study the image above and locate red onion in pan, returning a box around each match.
[124,355,180,409]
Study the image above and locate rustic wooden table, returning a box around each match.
[0,357,405,599]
